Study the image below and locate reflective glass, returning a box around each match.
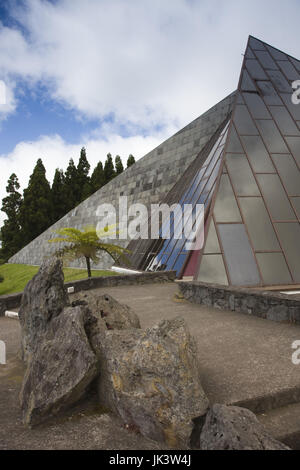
[243,92,271,119]
[290,58,300,73]
[267,45,288,61]
[241,135,275,173]
[249,38,266,51]
[257,81,282,105]
[269,106,300,136]
[291,198,300,218]
[226,154,260,196]
[257,174,296,220]
[256,253,292,285]
[255,51,278,70]
[277,61,300,81]
[241,70,257,92]
[280,93,300,121]
[267,70,291,92]
[214,174,242,223]
[272,154,300,196]
[256,120,289,153]
[226,126,244,153]
[275,223,300,282]
[218,224,261,286]
[234,105,259,135]
[239,198,280,251]
[246,48,255,59]
[204,220,221,254]
[285,137,300,166]
[197,255,228,286]
[246,59,267,80]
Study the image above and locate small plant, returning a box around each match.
[49,225,129,278]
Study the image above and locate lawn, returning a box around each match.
[0,263,117,296]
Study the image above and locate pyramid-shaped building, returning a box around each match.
[10,36,300,289]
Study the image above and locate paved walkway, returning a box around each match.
[1,282,300,449]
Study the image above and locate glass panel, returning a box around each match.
[291,198,300,218]
[269,106,300,136]
[241,70,257,92]
[256,120,289,153]
[275,223,300,282]
[204,220,221,254]
[257,81,282,105]
[246,59,267,80]
[280,93,300,120]
[285,137,300,167]
[249,37,266,51]
[277,61,299,81]
[214,174,242,223]
[218,224,261,286]
[239,198,280,251]
[256,253,292,285]
[267,45,288,61]
[226,126,243,153]
[197,255,228,286]
[233,105,259,135]
[226,154,260,196]
[241,135,275,173]
[257,174,296,220]
[290,58,300,73]
[242,92,271,119]
[267,70,291,92]
[246,48,255,59]
[255,51,278,70]
[272,154,300,196]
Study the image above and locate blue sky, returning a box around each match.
[1,0,300,226]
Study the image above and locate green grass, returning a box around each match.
[0,263,117,296]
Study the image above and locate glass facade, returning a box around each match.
[121,36,300,288]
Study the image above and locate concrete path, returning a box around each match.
[1,282,300,449]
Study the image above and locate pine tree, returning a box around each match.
[115,155,124,175]
[127,154,136,168]
[104,153,116,184]
[0,173,23,260]
[77,147,91,202]
[51,169,69,223]
[64,158,78,210]
[19,159,53,245]
[90,161,105,193]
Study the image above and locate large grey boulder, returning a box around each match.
[19,258,68,363]
[199,404,290,450]
[97,317,209,449]
[20,305,100,427]
[72,292,141,330]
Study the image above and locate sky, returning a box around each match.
[1,0,300,227]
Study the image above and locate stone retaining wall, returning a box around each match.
[179,281,300,325]
[0,271,176,316]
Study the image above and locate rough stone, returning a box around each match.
[72,292,141,330]
[97,317,209,449]
[199,404,290,450]
[19,258,68,362]
[20,305,99,427]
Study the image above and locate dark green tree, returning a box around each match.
[127,154,136,168]
[0,173,23,260]
[19,159,53,245]
[51,169,69,223]
[90,161,105,193]
[115,155,124,175]
[64,158,78,210]
[104,153,116,184]
[77,147,91,202]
